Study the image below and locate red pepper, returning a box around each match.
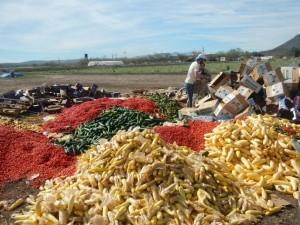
[43,98,159,133]
[282,127,296,136]
[154,120,219,151]
[0,125,76,188]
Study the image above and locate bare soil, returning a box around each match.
[0,181,38,225]
[0,74,185,93]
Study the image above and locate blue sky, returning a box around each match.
[0,0,299,63]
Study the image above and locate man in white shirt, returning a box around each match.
[184,54,208,107]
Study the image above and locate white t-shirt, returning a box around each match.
[185,61,200,84]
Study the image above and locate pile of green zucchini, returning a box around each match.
[147,93,180,120]
[58,107,164,155]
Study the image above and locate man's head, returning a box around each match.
[195,54,207,66]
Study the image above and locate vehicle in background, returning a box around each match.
[0,70,24,78]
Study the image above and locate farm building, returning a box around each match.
[88,60,124,66]
[219,56,226,62]
[253,56,273,61]
[259,56,273,61]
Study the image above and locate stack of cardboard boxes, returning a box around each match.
[179,60,300,120]
[210,72,255,118]
[281,67,300,97]
[262,68,285,99]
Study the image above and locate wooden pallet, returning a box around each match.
[0,98,19,104]
[0,103,28,110]
[43,104,63,113]
[0,108,22,116]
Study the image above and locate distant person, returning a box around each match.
[277,95,293,120]
[184,54,209,107]
[73,83,84,97]
[294,90,300,123]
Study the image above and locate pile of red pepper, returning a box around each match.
[0,125,76,188]
[273,124,297,136]
[154,120,219,151]
[43,98,159,133]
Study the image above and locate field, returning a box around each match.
[0,74,186,93]
[19,58,296,75]
[0,58,296,93]
[1,58,300,225]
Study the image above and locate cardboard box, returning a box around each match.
[250,70,261,81]
[284,79,299,96]
[239,59,257,76]
[215,85,234,99]
[237,85,254,99]
[195,94,213,107]
[208,72,231,94]
[275,68,284,81]
[240,75,262,93]
[246,58,257,68]
[197,99,219,114]
[282,68,299,84]
[265,103,278,114]
[280,67,293,80]
[291,69,300,83]
[222,90,249,113]
[283,70,299,86]
[281,67,299,80]
[250,62,272,81]
[178,107,199,120]
[262,70,283,86]
[214,103,234,117]
[238,63,246,75]
[266,82,286,99]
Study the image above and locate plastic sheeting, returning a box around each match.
[0,72,24,78]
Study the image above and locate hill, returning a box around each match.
[262,34,300,56]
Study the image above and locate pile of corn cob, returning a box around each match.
[205,114,300,199]
[0,116,41,132]
[13,129,278,225]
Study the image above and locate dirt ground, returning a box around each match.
[0,181,38,225]
[0,74,185,93]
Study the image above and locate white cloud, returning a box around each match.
[0,0,299,62]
